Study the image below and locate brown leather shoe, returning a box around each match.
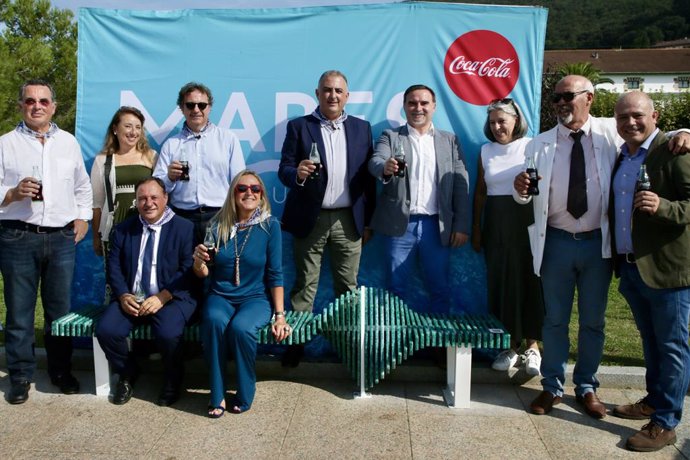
[576,392,607,419]
[530,390,561,415]
[613,398,655,420]
[626,422,677,452]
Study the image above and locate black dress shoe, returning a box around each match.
[281,345,304,368]
[51,373,80,395]
[7,381,30,405]
[112,378,134,405]
[156,382,180,407]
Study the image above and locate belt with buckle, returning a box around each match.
[617,253,636,264]
[0,220,73,234]
[547,226,600,240]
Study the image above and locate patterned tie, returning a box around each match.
[567,131,587,219]
[140,227,155,296]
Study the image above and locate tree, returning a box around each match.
[556,62,614,87]
[0,0,77,134]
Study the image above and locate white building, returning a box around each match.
[544,48,690,93]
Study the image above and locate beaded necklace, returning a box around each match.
[232,225,254,286]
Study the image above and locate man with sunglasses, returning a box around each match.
[278,70,376,367]
[0,79,93,404]
[154,82,246,244]
[513,75,690,419]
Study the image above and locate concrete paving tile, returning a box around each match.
[405,382,527,417]
[150,380,303,459]
[408,413,549,460]
[280,380,411,459]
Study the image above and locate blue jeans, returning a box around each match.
[539,227,612,397]
[618,262,690,430]
[201,293,271,411]
[0,225,76,384]
[386,215,451,314]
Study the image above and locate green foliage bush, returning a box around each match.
[591,91,690,132]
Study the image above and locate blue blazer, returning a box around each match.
[107,213,196,320]
[278,114,376,238]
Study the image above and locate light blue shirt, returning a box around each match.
[612,128,658,254]
[154,122,245,209]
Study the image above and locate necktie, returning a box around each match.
[567,131,587,219]
[140,227,155,296]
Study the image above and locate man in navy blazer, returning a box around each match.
[278,70,375,366]
[96,177,195,406]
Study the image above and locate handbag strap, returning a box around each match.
[104,154,115,211]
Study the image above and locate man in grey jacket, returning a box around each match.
[368,84,469,313]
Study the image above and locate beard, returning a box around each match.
[557,111,573,126]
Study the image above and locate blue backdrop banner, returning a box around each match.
[75,2,548,320]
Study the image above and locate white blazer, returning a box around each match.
[513,116,621,276]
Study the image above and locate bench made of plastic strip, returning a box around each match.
[51,306,314,345]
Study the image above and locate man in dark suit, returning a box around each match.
[609,91,690,452]
[278,70,375,366]
[96,177,195,406]
[368,84,470,313]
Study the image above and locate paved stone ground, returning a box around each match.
[1,359,689,459]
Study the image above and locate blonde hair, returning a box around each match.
[213,170,271,247]
[99,106,155,165]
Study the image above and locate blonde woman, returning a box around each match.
[193,170,289,417]
[90,106,157,256]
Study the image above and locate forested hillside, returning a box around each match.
[440,0,690,49]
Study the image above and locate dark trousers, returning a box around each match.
[95,300,188,384]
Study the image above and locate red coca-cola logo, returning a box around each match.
[444,30,519,106]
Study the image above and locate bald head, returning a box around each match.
[552,75,594,129]
[614,91,658,153]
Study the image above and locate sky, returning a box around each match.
[50,0,396,12]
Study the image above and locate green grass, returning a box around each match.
[0,275,644,366]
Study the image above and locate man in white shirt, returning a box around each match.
[368,84,470,313]
[153,82,246,243]
[0,79,92,404]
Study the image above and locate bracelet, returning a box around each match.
[274,311,285,317]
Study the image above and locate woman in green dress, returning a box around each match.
[90,106,157,257]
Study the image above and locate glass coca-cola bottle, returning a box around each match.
[526,156,539,196]
[635,164,651,192]
[309,142,321,179]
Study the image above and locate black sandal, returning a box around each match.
[207,405,226,418]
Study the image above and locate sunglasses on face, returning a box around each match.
[23,98,52,107]
[550,90,589,104]
[184,102,209,111]
[490,98,513,105]
[235,184,262,194]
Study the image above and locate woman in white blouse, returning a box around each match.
[471,99,544,375]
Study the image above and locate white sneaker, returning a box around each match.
[492,349,518,371]
[523,348,542,376]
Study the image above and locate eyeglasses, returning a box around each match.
[23,98,52,107]
[235,184,262,194]
[550,90,589,104]
[184,102,209,111]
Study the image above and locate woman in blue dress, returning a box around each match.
[193,170,291,417]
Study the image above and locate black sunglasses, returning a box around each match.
[551,90,589,104]
[490,98,514,105]
[184,102,209,111]
[235,184,262,194]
